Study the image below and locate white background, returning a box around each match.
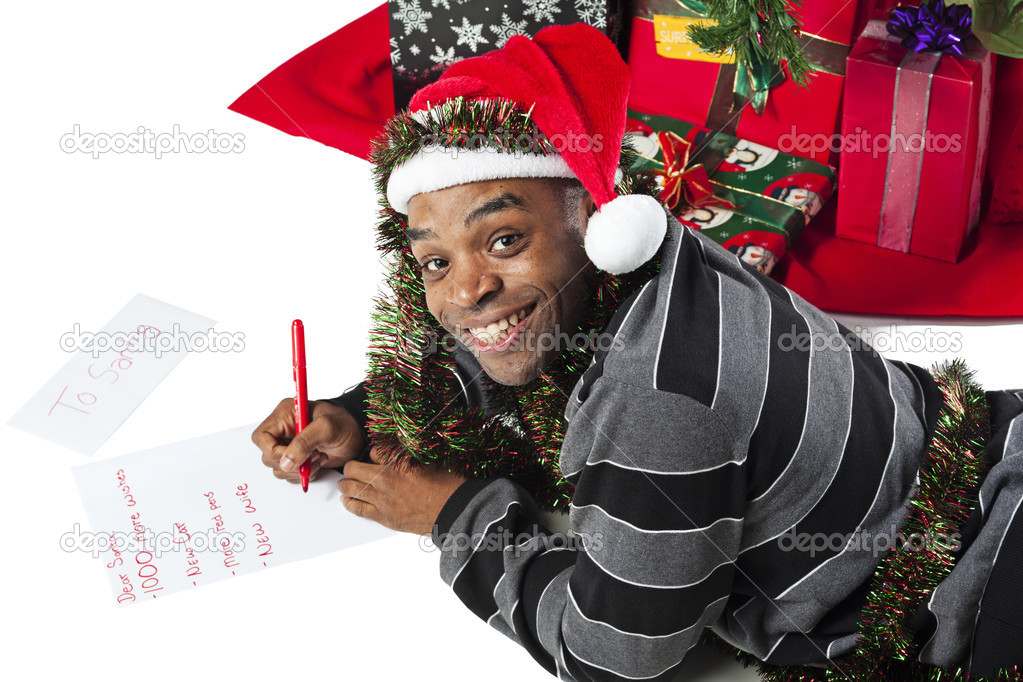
[2,2,1020,681]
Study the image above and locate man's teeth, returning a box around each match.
[471,308,529,344]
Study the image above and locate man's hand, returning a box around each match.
[252,398,366,484]
[340,447,467,535]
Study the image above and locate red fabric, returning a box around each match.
[227,3,393,161]
[410,24,631,208]
[775,200,1023,317]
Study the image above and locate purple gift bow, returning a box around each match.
[886,0,973,56]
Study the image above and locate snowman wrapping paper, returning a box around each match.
[626,109,837,277]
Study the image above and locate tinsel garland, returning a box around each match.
[362,97,665,511]
[702,359,1018,681]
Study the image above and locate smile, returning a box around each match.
[466,303,536,353]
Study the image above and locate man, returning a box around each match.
[251,24,1023,680]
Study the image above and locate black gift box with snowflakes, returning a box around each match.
[389,0,629,109]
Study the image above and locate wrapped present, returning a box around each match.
[626,109,837,276]
[984,55,1023,223]
[389,0,629,109]
[836,10,994,263]
[627,0,857,165]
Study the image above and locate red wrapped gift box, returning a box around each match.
[627,0,857,165]
[836,19,994,263]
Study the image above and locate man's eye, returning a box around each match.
[493,234,521,251]
[422,258,447,272]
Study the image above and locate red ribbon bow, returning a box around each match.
[654,131,738,214]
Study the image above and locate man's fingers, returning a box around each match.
[279,428,318,472]
[252,428,279,459]
[338,477,377,506]
[251,398,294,453]
[261,442,289,469]
[342,458,381,483]
[308,455,325,481]
[341,495,376,520]
[272,453,325,483]
[261,449,277,470]
[280,412,360,472]
[272,467,298,483]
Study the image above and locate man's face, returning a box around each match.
[406,177,595,386]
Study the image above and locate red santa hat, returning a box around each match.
[384,23,667,276]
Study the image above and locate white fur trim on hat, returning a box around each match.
[583,194,667,275]
[387,146,578,213]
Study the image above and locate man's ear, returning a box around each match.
[578,192,597,238]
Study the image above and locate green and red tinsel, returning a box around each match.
[362,98,666,511]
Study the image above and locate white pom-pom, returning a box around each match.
[583,194,668,275]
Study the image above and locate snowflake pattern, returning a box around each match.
[391,0,613,106]
[392,0,433,36]
[451,16,489,53]
[489,13,529,47]
[787,157,801,169]
[523,0,562,23]
[430,44,456,66]
[743,216,754,224]
[574,0,605,29]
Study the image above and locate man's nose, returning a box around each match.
[446,260,501,309]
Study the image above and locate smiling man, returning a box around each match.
[406,177,596,386]
[251,23,1023,681]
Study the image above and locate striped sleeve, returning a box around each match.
[432,376,743,681]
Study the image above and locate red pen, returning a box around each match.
[292,319,311,493]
